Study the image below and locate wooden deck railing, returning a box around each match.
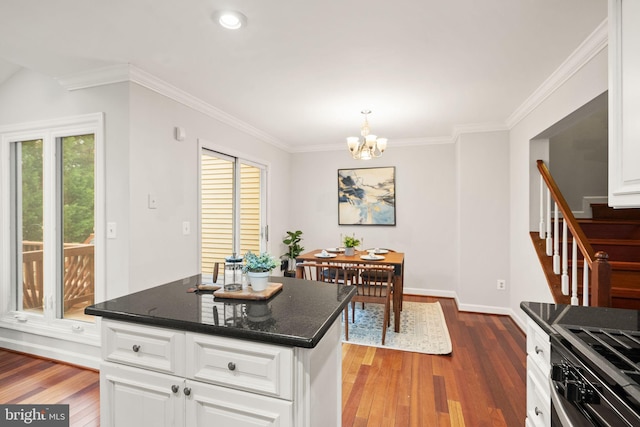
[22,241,95,311]
[536,160,611,306]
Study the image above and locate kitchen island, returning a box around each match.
[86,275,355,427]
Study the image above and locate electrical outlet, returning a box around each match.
[497,279,506,290]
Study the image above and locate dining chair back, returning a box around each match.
[347,264,395,345]
[299,262,354,332]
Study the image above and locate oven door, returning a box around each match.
[549,335,639,427]
[549,376,599,427]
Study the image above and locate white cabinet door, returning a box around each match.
[100,363,185,427]
[609,0,640,207]
[185,380,293,427]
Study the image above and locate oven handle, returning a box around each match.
[549,376,578,427]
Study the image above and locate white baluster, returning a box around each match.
[539,177,545,239]
[582,257,589,306]
[571,239,579,305]
[561,220,569,295]
[546,190,552,255]
[553,203,560,274]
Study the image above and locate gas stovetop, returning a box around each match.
[554,324,640,409]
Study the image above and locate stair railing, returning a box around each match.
[536,160,611,307]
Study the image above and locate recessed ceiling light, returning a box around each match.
[213,10,247,30]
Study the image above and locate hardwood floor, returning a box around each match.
[0,350,100,426]
[342,296,527,426]
[0,296,526,427]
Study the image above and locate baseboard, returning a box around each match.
[0,335,101,369]
[404,287,457,299]
[402,287,526,333]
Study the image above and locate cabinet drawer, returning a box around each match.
[527,320,550,372]
[187,333,293,399]
[526,369,551,427]
[103,320,185,375]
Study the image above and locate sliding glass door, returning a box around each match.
[200,148,266,281]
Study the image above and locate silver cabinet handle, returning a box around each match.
[171,385,179,393]
[132,344,140,352]
[228,362,236,371]
[183,387,191,396]
[534,346,543,355]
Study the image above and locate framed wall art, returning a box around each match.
[338,166,396,226]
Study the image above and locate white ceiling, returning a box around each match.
[0,0,607,152]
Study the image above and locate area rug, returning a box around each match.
[341,301,452,355]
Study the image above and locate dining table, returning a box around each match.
[296,249,405,333]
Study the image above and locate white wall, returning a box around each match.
[126,83,292,293]
[291,143,459,298]
[0,69,292,365]
[457,130,511,312]
[509,48,609,328]
[0,68,130,366]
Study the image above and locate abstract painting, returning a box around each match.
[338,167,396,225]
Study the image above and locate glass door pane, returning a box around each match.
[201,151,234,279]
[14,139,45,315]
[239,163,262,256]
[60,134,95,322]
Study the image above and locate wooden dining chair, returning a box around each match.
[299,262,355,334]
[346,264,395,345]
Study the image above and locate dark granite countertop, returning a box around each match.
[86,275,356,348]
[520,301,640,335]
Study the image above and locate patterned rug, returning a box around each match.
[341,301,452,355]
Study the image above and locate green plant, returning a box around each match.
[282,230,304,261]
[343,235,361,248]
[243,251,278,273]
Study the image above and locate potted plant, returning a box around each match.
[243,251,278,291]
[343,235,360,256]
[282,230,304,277]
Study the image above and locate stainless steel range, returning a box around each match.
[550,324,640,426]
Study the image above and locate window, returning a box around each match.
[199,146,267,281]
[1,114,103,337]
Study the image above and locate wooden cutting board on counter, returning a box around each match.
[213,282,283,300]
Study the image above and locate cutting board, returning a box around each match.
[213,282,283,300]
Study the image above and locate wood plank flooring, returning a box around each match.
[0,296,526,427]
[342,296,527,426]
[0,350,100,426]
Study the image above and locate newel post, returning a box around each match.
[591,251,611,307]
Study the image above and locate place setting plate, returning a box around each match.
[315,252,337,258]
[360,254,385,260]
[370,249,389,254]
[325,247,345,253]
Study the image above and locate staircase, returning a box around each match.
[532,198,640,309]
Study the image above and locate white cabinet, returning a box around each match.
[525,319,550,427]
[101,363,185,427]
[609,0,640,207]
[99,319,342,427]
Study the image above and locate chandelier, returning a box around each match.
[346,110,388,160]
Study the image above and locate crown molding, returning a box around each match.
[294,135,455,154]
[55,64,130,90]
[56,63,289,151]
[505,18,608,129]
[127,66,289,151]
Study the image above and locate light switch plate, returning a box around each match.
[107,222,117,239]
